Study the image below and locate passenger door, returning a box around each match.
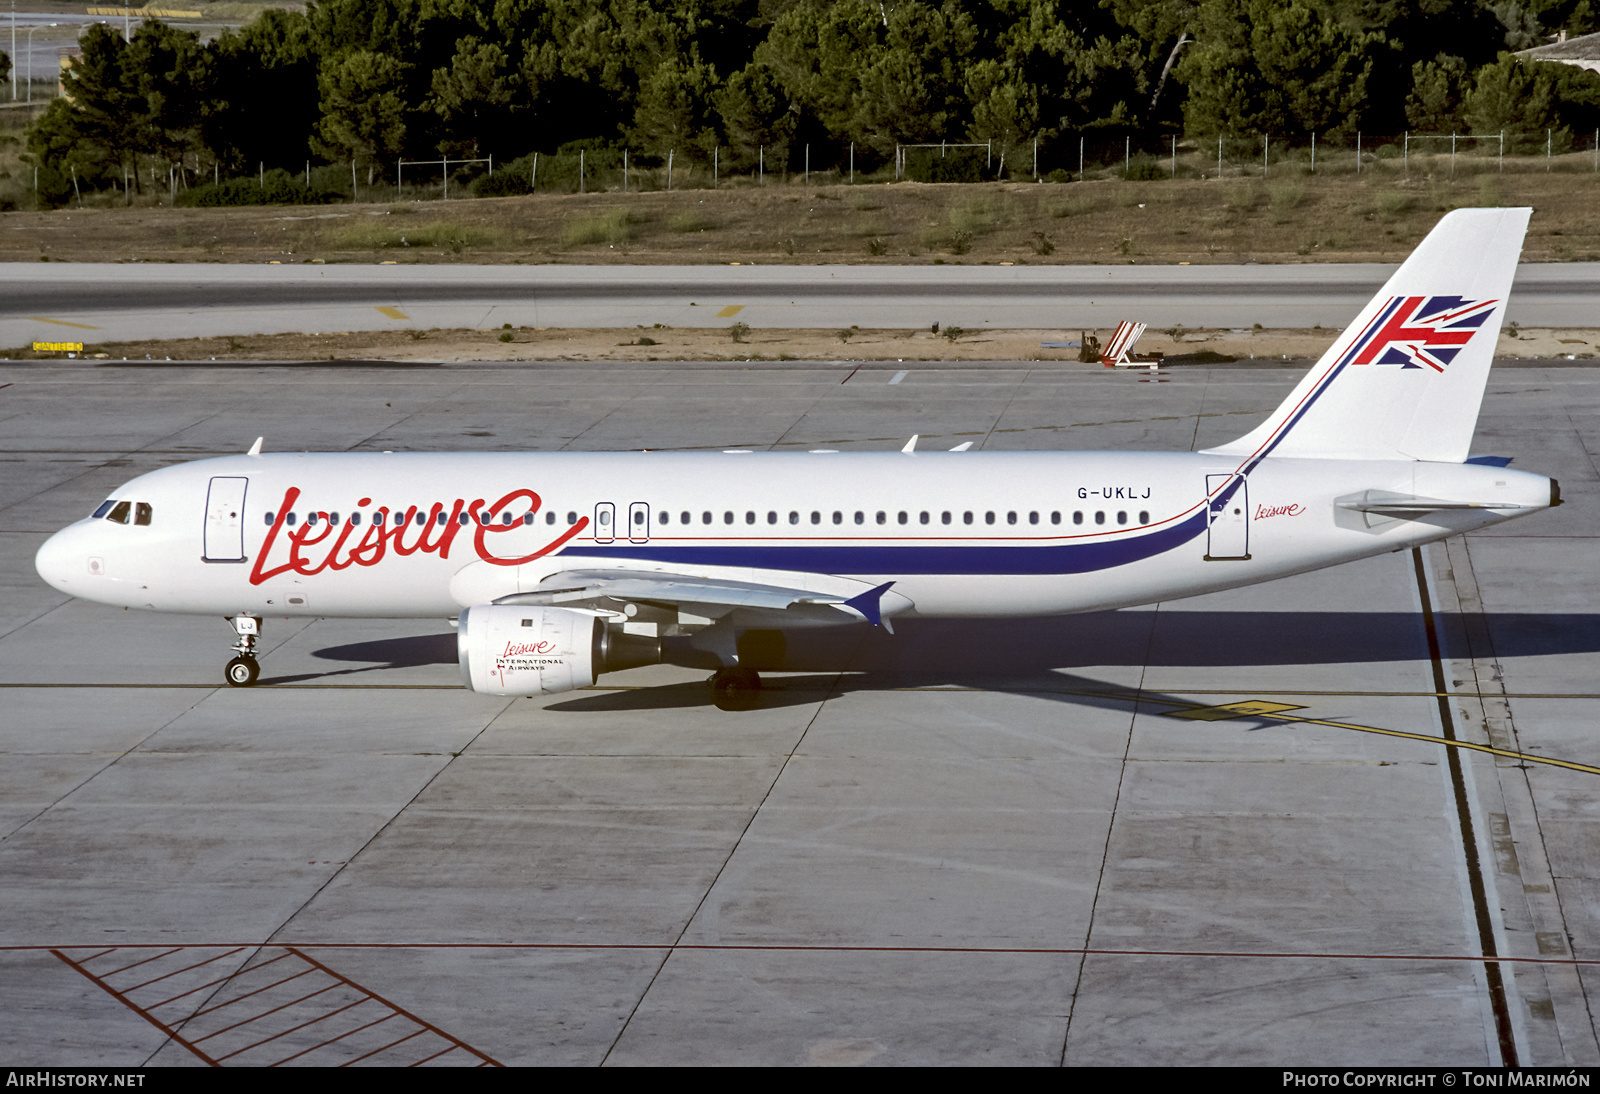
[1204,474,1250,561]
[204,476,249,562]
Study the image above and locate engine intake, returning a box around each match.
[458,604,661,696]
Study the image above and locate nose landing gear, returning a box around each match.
[224,615,262,687]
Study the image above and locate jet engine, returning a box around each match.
[458,604,660,696]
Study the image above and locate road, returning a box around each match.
[3,262,1597,344]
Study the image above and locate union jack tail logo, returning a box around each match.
[1345,295,1499,372]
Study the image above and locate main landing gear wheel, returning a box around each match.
[709,666,761,712]
[224,655,260,687]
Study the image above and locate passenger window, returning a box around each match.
[93,501,115,519]
[680,511,690,524]
[1028,511,1038,525]
[724,511,734,525]
[702,511,712,524]
[1006,512,1017,525]
[1139,510,1150,524]
[812,511,821,524]
[942,511,952,525]
[898,511,908,525]
[352,512,362,526]
[134,502,153,526]
[546,511,556,525]
[502,513,513,526]
[633,510,644,526]
[833,511,843,525]
[568,512,578,525]
[478,511,491,524]
[599,510,610,527]
[920,511,930,525]
[1073,511,1083,525]
[1095,511,1105,525]
[437,511,447,526]
[286,512,298,527]
[1051,511,1061,525]
[984,511,994,525]
[659,511,669,525]
[307,512,319,527]
[876,511,886,525]
[329,512,341,526]
[963,511,973,525]
[766,511,777,525]
[523,513,535,525]
[263,512,275,527]
[107,501,132,524]
[789,511,800,525]
[854,511,865,525]
[1117,511,1127,525]
[745,511,756,525]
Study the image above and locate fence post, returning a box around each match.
[1218,135,1221,177]
[1263,134,1268,176]
[1451,132,1456,176]
[714,146,719,185]
[1124,135,1129,173]
[1548,128,1552,171]
[443,156,449,200]
[350,159,356,203]
[1310,132,1315,173]
[849,142,853,184]
[531,152,537,191]
[1171,135,1176,177]
[488,154,493,176]
[760,145,764,183]
[668,149,673,191]
[305,160,309,187]
[1033,138,1038,180]
[579,150,584,194]
[398,158,403,195]
[1499,132,1503,173]
[259,162,263,188]
[1404,132,1408,176]
[623,149,627,192]
[805,144,809,184]
[1356,131,1361,174]
[1079,136,1084,177]
[987,139,992,169]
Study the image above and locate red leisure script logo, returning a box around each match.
[249,487,588,585]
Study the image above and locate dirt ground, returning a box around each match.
[26,324,1597,365]
[4,162,1600,267]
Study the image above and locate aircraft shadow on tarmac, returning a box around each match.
[302,611,1600,711]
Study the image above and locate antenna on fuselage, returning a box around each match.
[901,435,918,453]
[247,437,263,456]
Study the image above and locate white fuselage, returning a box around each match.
[34,450,1554,620]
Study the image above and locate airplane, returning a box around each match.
[34,207,1557,710]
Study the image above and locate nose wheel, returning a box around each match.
[709,666,761,711]
[224,615,263,687]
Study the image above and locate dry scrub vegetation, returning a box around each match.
[3,161,1600,266]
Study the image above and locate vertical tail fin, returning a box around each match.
[1202,207,1531,464]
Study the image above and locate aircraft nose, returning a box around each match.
[35,523,90,595]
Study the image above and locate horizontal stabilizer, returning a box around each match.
[1336,490,1525,514]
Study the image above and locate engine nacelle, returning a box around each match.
[458,604,662,696]
[458,604,601,696]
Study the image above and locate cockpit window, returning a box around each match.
[92,501,115,519]
[106,501,132,524]
[134,502,152,526]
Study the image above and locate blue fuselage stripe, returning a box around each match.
[559,509,1211,575]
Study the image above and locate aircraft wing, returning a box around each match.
[473,568,909,628]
